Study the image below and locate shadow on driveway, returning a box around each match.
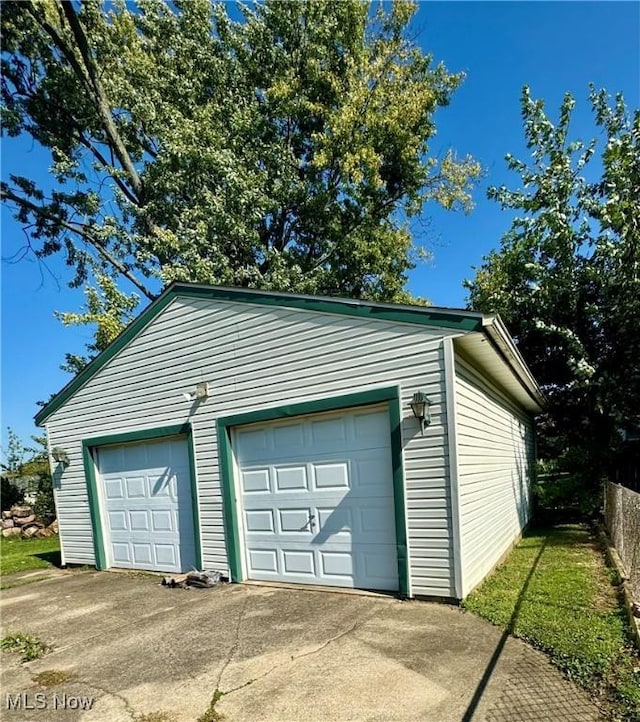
[0,571,600,721]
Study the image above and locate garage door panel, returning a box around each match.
[112,542,131,564]
[125,477,146,498]
[248,548,278,573]
[242,469,270,493]
[237,405,399,591]
[312,462,349,489]
[245,509,275,532]
[354,456,392,492]
[320,550,353,578]
[358,506,395,536]
[104,478,124,500]
[363,551,398,581]
[283,550,315,576]
[132,543,153,565]
[273,423,304,448]
[98,446,124,474]
[310,416,346,444]
[108,510,128,531]
[155,544,177,566]
[97,437,196,573]
[129,510,150,531]
[279,508,313,533]
[317,507,351,538]
[353,410,390,440]
[123,443,148,470]
[236,428,268,459]
[151,509,174,532]
[236,409,392,463]
[275,466,308,491]
[149,473,174,497]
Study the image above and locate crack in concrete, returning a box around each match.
[222,601,378,697]
[74,679,138,721]
[215,591,252,691]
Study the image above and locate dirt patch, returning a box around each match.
[32,669,73,687]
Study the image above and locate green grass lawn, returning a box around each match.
[463,525,640,720]
[0,534,61,576]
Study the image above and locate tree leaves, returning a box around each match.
[467,86,640,489]
[1,0,481,370]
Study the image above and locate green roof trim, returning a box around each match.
[35,283,484,426]
[172,285,484,333]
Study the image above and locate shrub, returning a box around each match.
[1,477,24,511]
[33,475,55,525]
[533,462,600,523]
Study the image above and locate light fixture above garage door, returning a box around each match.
[182,382,210,401]
[409,392,431,435]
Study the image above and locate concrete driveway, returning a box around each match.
[0,571,601,722]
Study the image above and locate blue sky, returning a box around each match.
[2,1,639,448]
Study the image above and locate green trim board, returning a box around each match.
[171,284,484,332]
[387,393,410,597]
[35,283,484,426]
[82,444,108,570]
[216,423,244,582]
[81,423,203,571]
[216,386,410,596]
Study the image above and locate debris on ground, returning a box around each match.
[162,570,227,589]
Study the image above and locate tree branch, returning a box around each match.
[1,186,155,300]
[14,81,142,207]
[76,133,140,205]
[26,0,144,199]
[58,0,144,199]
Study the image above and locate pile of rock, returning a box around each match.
[1,505,58,538]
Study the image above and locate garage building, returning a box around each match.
[36,283,543,601]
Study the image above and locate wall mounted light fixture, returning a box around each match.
[51,447,70,466]
[409,391,432,435]
[182,382,210,402]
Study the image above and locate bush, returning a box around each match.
[533,464,600,523]
[33,475,55,526]
[1,477,24,511]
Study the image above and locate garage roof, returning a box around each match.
[35,283,544,425]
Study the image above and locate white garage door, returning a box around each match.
[235,405,399,591]
[97,436,197,573]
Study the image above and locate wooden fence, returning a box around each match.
[605,482,640,603]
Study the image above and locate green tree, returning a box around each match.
[1,0,480,366]
[1,430,53,519]
[1,429,28,477]
[466,86,640,499]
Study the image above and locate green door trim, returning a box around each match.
[82,423,203,571]
[216,386,410,597]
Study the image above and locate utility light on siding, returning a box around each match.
[182,382,210,402]
[409,392,432,435]
[51,447,70,466]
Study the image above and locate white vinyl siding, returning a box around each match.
[46,297,458,597]
[454,356,534,597]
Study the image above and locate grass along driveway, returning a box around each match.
[0,535,61,576]
[463,525,640,720]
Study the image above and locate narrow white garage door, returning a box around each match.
[235,405,399,591]
[97,436,197,573]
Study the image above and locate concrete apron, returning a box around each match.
[0,572,601,722]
